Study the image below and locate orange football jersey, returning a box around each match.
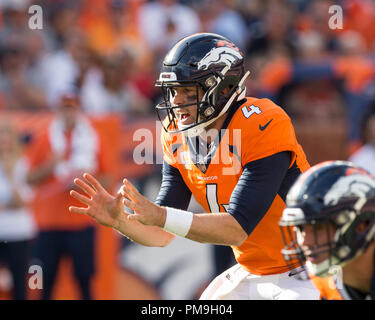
[161,97,310,275]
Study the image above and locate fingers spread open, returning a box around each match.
[122,197,136,211]
[123,179,140,194]
[83,173,105,193]
[119,185,132,200]
[74,178,96,197]
[122,179,142,202]
[69,206,89,215]
[70,190,92,206]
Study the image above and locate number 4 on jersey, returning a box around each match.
[206,184,229,212]
[241,105,261,118]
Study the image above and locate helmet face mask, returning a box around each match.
[156,78,211,135]
[280,218,342,279]
[155,33,250,137]
[279,161,375,279]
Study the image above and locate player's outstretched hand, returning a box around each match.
[69,173,124,228]
[120,178,166,227]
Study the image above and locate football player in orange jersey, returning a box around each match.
[280,161,375,300]
[69,33,319,299]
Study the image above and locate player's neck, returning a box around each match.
[199,113,228,144]
[343,241,375,293]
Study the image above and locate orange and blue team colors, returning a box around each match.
[311,276,345,300]
[161,97,310,275]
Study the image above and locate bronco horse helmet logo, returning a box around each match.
[197,41,243,70]
[323,173,375,206]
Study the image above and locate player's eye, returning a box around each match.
[183,88,194,93]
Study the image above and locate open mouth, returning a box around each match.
[176,111,193,125]
[304,249,327,264]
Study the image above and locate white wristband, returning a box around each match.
[163,207,194,237]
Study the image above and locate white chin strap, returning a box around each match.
[179,69,250,138]
[306,255,343,278]
[306,259,331,278]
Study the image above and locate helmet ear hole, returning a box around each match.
[211,77,240,110]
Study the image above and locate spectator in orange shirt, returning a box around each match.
[26,90,106,300]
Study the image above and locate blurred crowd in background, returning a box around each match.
[1,0,375,300]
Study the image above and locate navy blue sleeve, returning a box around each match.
[227,151,291,235]
[155,161,192,210]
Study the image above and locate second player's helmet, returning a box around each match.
[155,33,250,137]
[279,161,375,278]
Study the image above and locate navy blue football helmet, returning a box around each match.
[155,33,250,137]
[279,161,375,278]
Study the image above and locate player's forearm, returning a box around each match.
[185,212,247,247]
[119,180,248,246]
[114,213,175,247]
